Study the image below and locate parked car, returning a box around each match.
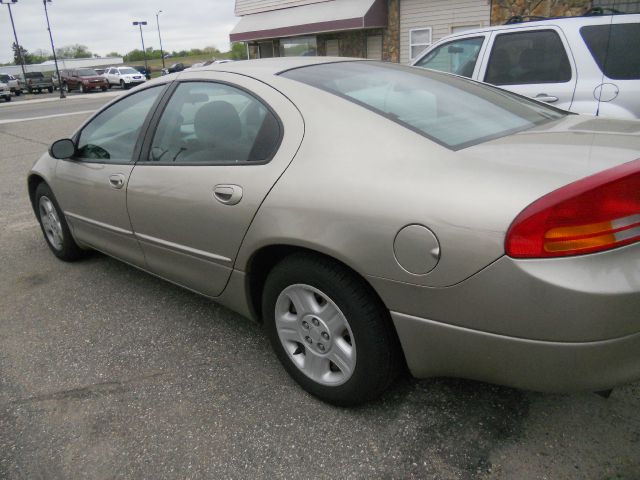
[28,58,640,406]
[0,81,11,101]
[0,73,23,95]
[131,65,151,80]
[103,66,147,89]
[94,68,106,76]
[412,13,640,119]
[161,63,187,75]
[60,69,108,93]
[24,72,54,94]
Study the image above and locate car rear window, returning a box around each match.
[280,61,565,150]
[580,24,640,80]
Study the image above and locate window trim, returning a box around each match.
[68,83,172,165]
[409,27,432,61]
[483,28,573,86]
[136,79,284,167]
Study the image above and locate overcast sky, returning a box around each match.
[0,0,238,63]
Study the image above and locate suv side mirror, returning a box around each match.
[49,138,76,159]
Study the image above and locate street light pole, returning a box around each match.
[132,21,148,74]
[43,0,64,98]
[1,0,27,83]
[155,10,165,69]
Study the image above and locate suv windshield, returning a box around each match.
[281,61,566,150]
[77,69,98,76]
[25,72,44,79]
[119,68,139,75]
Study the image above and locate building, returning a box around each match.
[230,0,639,64]
[230,0,491,64]
[0,57,123,78]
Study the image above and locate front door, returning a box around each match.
[54,84,166,266]
[126,72,304,297]
[480,27,577,110]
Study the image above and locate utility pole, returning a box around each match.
[1,0,27,82]
[132,21,149,74]
[43,0,65,98]
[156,10,165,69]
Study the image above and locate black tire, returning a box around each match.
[101,86,107,92]
[4,96,10,102]
[120,80,127,90]
[262,253,401,406]
[15,90,21,96]
[37,89,42,94]
[34,183,86,262]
[47,86,53,93]
[27,87,33,94]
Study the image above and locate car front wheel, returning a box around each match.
[35,183,85,262]
[262,254,401,406]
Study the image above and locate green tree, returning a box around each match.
[229,42,246,60]
[12,42,28,65]
[56,44,92,59]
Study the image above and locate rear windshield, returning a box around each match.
[580,24,640,80]
[77,69,98,76]
[281,62,565,150]
[119,68,140,75]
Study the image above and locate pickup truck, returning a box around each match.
[0,81,11,102]
[24,72,54,94]
[0,73,22,95]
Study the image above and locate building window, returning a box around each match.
[259,41,275,58]
[409,28,432,61]
[279,36,317,57]
[451,25,481,34]
[326,39,339,57]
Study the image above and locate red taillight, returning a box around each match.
[506,158,640,258]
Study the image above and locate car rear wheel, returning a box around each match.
[120,80,127,90]
[4,95,10,102]
[262,253,401,406]
[35,183,85,262]
[47,86,53,93]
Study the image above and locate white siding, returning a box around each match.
[235,0,328,15]
[366,35,383,60]
[399,0,490,64]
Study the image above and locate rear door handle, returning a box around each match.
[535,94,559,103]
[109,174,125,189]
[213,184,243,205]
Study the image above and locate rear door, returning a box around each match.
[126,71,304,297]
[479,26,577,110]
[578,17,640,119]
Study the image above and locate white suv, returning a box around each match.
[412,14,640,119]
[103,66,147,89]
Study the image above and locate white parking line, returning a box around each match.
[0,110,96,125]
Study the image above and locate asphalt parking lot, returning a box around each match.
[0,106,639,479]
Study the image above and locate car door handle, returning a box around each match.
[109,174,125,189]
[213,184,243,205]
[535,94,559,103]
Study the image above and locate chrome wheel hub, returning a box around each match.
[275,284,356,386]
[39,196,63,251]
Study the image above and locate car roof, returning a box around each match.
[175,57,358,80]
[432,12,640,39]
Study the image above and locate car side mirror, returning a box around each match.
[49,138,76,159]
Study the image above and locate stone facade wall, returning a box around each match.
[491,0,593,24]
[383,0,400,62]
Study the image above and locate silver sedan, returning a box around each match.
[28,58,640,405]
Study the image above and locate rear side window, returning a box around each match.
[414,36,484,78]
[485,30,572,85]
[580,24,640,80]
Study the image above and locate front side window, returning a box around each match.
[77,85,163,163]
[484,30,572,85]
[281,61,565,150]
[580,24,640,80]
[149,82,281,164]
[414,36,485,78]
[410,28,432,60]
[279,36,317,57]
